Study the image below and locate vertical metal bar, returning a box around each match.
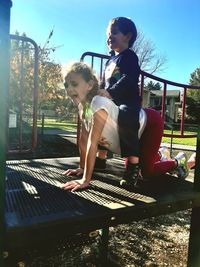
[100,58,103,80]
[0,1,12,266]
[98,227,109,266]
[91,56,94,69]
[31,38,39,151]
[76,115,81,146]
[161,82,167,119]
[19,40,24,152]
[140,72,144,100]
[170,126,173,157]
[180,87,186,135]
[41,113,45,136]
[187,126,200,267]
[193,127,200,191]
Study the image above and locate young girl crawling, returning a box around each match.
[62,62,188,191]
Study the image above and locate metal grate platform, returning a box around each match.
[5,157,200,250]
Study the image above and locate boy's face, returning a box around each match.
[64,72,92,106]
[107,25,131,53]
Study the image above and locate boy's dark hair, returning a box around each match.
[109,17,137,47]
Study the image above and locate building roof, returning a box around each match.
[150,89,180,97]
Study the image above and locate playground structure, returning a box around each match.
[8,34,39,153]
[81,51,199,139]
[1,1,200,266]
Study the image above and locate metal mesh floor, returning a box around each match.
[5,158,154,225]
[5,157,198,249]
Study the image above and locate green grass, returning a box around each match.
[162,130,197,147]
[13,119,197,147]
[37,119,77,132]
[38,120,197,146]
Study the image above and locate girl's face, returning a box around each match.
[64,72,92,106]
[107,25,131,53]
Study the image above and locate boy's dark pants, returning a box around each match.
[118,105,140,158]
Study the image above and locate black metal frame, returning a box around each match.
[4,157,200,265]
[187,126,200,267]
[0,1,12,266]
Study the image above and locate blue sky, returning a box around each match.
[10,0,200,84]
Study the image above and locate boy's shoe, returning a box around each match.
[159,146,171,161]
[120,166,142,187]
[94,157,106,170]
[174,152,189,179]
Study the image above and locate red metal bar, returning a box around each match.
[80,51,110,62]
[100,58,103,80]
[79,52,110,142]
[80,52,200,140]
[76,115,81,147]
[19,40,24,152]
[140,72,144,99]
[164,133,197,138]
[141,70,200,89]
[161,82,167,120]
[9,34,39,153]
[31,38,39,151]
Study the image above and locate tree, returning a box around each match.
[10,32,36,114]
[10,31,64,115]
[186,67,200,123]
[133,31,166,74]
[104,30,166,74]
[145,80,162,91]
[9,30,80,127]
[37,30,63,113]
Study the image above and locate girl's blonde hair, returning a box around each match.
[65,62,99,102]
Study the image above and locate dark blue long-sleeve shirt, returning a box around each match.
[101,48,141,111]
[100,48,141,157]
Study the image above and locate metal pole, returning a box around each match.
[0,1,12,266]
[187,125,200,267]
[170,125,173,158]
[19,40,25,152]
[42,113,45,136]
[98,227,109,266]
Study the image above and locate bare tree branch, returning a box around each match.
[132,31,167,74]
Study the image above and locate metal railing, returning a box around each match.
[9,34,39,153]
[140,70,200,138]
[81,51,200,139]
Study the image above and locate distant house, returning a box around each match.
[142,89,181,122]
[9,109,17,128]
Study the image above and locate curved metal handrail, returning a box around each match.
[81,51,200,139]
[140,70,200,138]
[9,34,39,153]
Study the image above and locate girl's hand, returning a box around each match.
[61,178,90,192]
[62,167,84,176]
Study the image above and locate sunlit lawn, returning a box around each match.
[162,130,197,146]
[37,119,77,132]
[37,120,197,147]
